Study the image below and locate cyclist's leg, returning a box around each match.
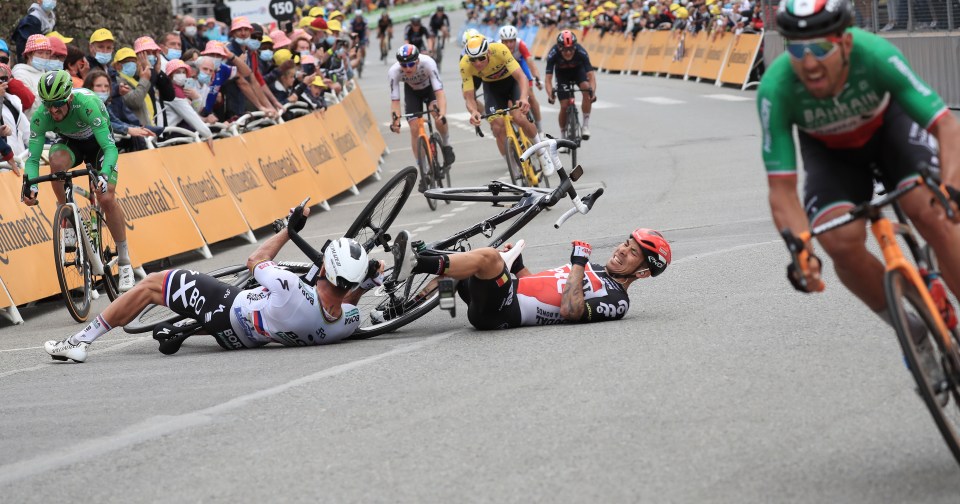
[403,84,426,153]
[482,80,508,157]
[66,271,166,347]
[799,133,885,311]
[528,83,542,130]
[81,142,131,272]
[877,103,960,300]
[555,76,576,131]
[577,67,593,129]
[47,141,77,206]
[154,269,257,350]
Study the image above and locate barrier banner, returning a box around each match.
[155,142,251,244]
[342,87,387,170]
[0,172,62,305]
[602,34,631,72]
[641,31,672,74]
[532,26,554,59]
[581,29,601,57]
[718,32,763,88]
[208,135,297,230]
[323,103,378,183]
[666,31,699,76]
[115,149,205,264]
[594,33,615,69]
[238,122,332,207]
[284,112,357,201]
[628,31,653,73]
[693,31,733,81]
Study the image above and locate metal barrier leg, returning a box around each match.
[242,230,256,244]
[349,185,360,196]
[0,280,23,325]
[196,243,213,259]
[318,200,331,212]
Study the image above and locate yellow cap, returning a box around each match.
[675,6,690,18]
[114,47,136,63]
[273,48,297,66]
[575,5,584,11]
[261,35,273,45]
[309,75,327,88]
[309,6,325,17]
[328,19,342,32]
[669,3,680,11]
[47,31,74,43]
[709,5,720,14]
[89,28,115,44]
[329,10,344,20]
[649,6,659,15]
[298,16,316,28]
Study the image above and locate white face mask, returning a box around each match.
[172,73,187,86]
[184,26,198,37]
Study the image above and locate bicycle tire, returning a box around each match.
[429,132,452,205]
[566,104,580,167]
[418,136,438,211]
[344,166,417,253]
[886,267,960,466]
[424,185,529,203]
[506,139,525,186]
[123,264,253,334]
[53,205,92,323]
[348,266,441,339]
[96,207,121,301]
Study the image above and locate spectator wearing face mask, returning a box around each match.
[46,33,68,72]
[224,17,281,117]
[86,28,118,78]
[12,34,53,117]
[199,41,251,121]
[113,47,156,130]
[193,55,224,124]
[159,32,183,69]
[0,63,30,161]
[180,16,209,53]
[83,69,157,152]
[257,34,276,77]
[12,0,58,63]
[159,59,213,139]
[134,36,177,112]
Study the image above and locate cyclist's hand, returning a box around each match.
[944,185,960,223]
[390,120,400,133]
[517,98,530,115]
[95,174,109,194]
[570,240,592,267]
[469,111,482,126]
[21,183,38,206]
[535,78,543,90]
[786,252,824,293]
[359,259,386,290]
[548,93,556,105]
[286,201,311,233]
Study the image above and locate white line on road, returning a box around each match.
[412,226,432,233]
[0,331,459,487]
[634,97,685,105]
[703,94,752,102]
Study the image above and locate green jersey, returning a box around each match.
[757,28,948,176]
[26,88,119,181]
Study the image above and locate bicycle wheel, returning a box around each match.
[95,207,121,301]
[429,133,452,205]
[53,205,92,323]
[886,268,960,466]
[425,185,529,203]
[124,264,253,334]
[565,104,580,167]
[506,139,525,186]
[344,165,417,253]
[418,136,438,211]
[348,266,441,339]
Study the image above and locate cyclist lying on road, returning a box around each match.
[390,228,671,329]
[43,206,387,363]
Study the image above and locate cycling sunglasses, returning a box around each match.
[0,75,9,83]
[43,99,70,109]
[400,61,417,68]
[785,37,841,60]
[0,56,8,65]
[468,55,487,63]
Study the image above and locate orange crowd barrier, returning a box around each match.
[718,32,763,89]
[640,31,671,74]
[532,26,555,59]
[627,31,652,73]
[342,87,387,172]
[324,103,380,184]
[284,112,357,202]
[0,172,63,306]
[690,31,734,82]
[601,34,632,72]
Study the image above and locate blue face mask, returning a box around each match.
[259,49,274,62]
[46,59,64,71]
[147,55,157,66]
[42,0,56,12]
[31,57,49,72]
[121,61,137,77]
[325,36,336,46]
[95,52,113,65]
[211,57,223,69]
[166,48,182,61]
[95,91,110,102]
[300,50,312,59]
[234,37,249,48]
[197,71,211,85]
[246,39,262,51]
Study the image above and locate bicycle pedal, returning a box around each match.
[437,278,456,317]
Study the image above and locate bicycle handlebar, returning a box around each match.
[554,187,604,229]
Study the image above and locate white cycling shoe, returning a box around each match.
[118,265,135,292]
[581,125,591,140]
[44,339,88,363]
[500,239,525,273]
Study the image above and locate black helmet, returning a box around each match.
[776,0,854,39]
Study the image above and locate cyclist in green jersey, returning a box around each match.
[758,0,960,340]
[22,70,136,292]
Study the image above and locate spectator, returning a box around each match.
[258,34,276,77]
[12,34,52,116]
[269,29,292,51]
[12,0,57,63]
[0,63,30,160]
[193,56,223,124]
[158,59,213,139]
[86,28,117,77]
[213,0,232,26]
[83,69,156,152]
[134,36,177,117]
[46,34,67,71]
[299,75,328,114]
[160,32,183,67]
[225,17,279,116]
[267,59,297,104]
[113,47,156,129]
[0,39,10,65]
[180,16,208,53]
[199,41,251,120]
[201,18,229,43]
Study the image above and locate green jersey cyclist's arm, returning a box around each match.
[756,64,798,176]
[25,111,51,181]
[868,33,947,130]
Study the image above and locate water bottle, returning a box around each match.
[926,271,957,330]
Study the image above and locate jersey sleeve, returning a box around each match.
[869,37,948,129]
[577,47,594,71]
[580,288,629,323]
[459,56,476,92]
[25,112,50,180]
[518,40,532,60]
[545,47,558,73]
[424,56,443,91]
[388,64,402,101]
[756,59,798,175]
[252,261,300,306]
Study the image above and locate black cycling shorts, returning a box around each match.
[555,68,588,99]
[481,78,521,116]
[162,269,245,350]
[800,101,939,226]
[403,85,437,117]
[457,269,521,330]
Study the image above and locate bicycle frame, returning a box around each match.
[402,107,440,172]
[479,106,541,187]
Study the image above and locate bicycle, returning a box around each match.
[124,168,420,336]
[432,32,445,71]
[347,138,602,339]
[380,33,390,63]
[552,83,593,168]
[24,166,121,322]
[394,106,451,211]
[783,166,960,466]
[475,105,550,189]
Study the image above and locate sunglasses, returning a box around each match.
[0,76,9,83]
[0,56,8,65]
[785,37,841,60]
[43,99,69,109]
[400,61,417,68]
[468,55,487,62]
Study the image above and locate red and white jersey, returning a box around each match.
[516,263,630,326]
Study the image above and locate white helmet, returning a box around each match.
[464,35,489,58]
[498,25,518,41]
[461,28,481,46]
[323,238,368,289]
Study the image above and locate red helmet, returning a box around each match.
[631,228,671,277]
[556,29,577,49]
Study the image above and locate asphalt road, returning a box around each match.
[2,15,960,504]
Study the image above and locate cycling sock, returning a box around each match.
[583,114,590,127]
[535,120,542,131]
[68,314,112,345]
[411,254,450,276]
[117,241,131,266]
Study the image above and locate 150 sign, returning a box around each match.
[269,0,295,22]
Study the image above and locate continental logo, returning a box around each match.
[221,162,263,202]
[727,49,752,65]
[117,181,181,230]
[647,45,662,57]
[332,130,359,160]
[301,139,336,174]
[178,170,226,214]
[693,46,706,59]
[259,148,304,189]
[614,46,625,56]
[707,47,725,61]
[0,206,53,265]
[344,99,374,137]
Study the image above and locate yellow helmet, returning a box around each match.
[464,35,489,58]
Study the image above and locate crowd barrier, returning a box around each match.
[530,26,763,90]
[0,83,387,325]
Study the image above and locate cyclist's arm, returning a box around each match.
[929,113,960,189]
[25,114,49,181]
[434,89,447,117]
[246,222,294,273]
[768,175,809,240]
[511,67,530,103]
[545,73,554,97]
[559,264,587,321]
[91,103,120,180]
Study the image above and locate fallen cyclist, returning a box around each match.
[43,205,387,363]
[389,228,671,329]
